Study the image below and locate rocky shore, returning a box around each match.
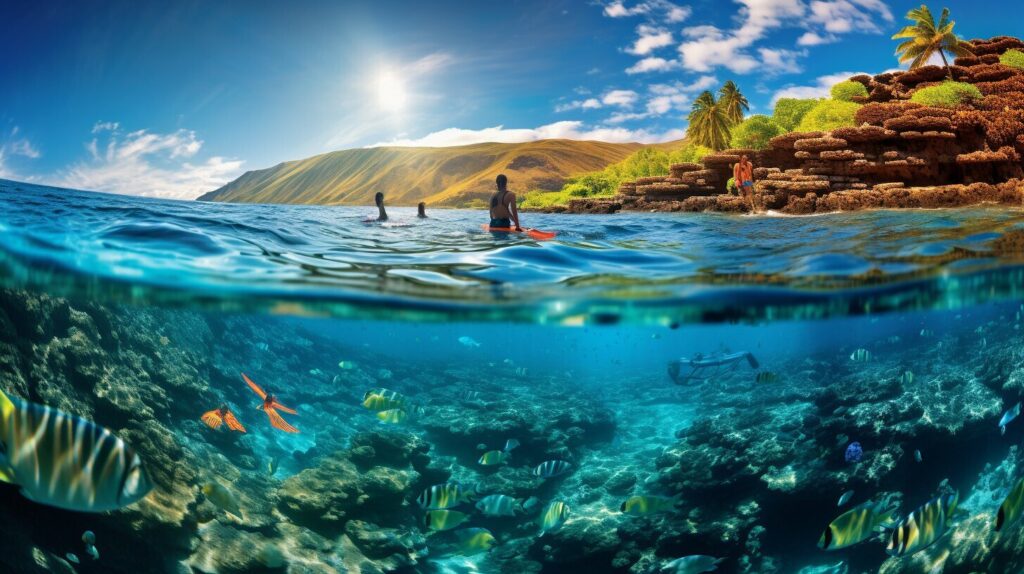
[548,36,1024,215]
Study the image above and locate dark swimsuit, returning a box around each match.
[490,191,512,228]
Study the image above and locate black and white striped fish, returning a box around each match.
[0,389,153,512]
[532,460,573,479]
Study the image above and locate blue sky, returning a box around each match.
[0,0,1008,198]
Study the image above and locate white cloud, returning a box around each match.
[92,121,120,134]
[759,47,806,73]
[54,126,244,200]
[407,52,454,75]
[626,25,674,55]
[673,0,891,75]
[626,57,682,74]
[0,127,41,179]
[371,121,685,147]
[602,90,639,107]
[555,98,603,112]
[770,70,865,104]
[604,0,691,21]
[797,31,835,46]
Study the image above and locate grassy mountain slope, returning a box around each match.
[197,139,648,206]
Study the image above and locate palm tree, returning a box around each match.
[718,81,749,125]
[687,91,732,151]
[892,5,973,79]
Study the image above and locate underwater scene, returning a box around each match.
[5,180,1024,574]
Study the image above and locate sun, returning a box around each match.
[375,69,408,112]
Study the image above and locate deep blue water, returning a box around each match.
[4,178,1024,574]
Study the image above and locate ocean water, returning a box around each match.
[3,178,1024,574]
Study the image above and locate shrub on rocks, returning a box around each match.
[910,81,983,108]
[831,80,869,102]
[796,99,861,132]
[773,98,820,131]
[729,115,784,150]
[1001,49,1024,70]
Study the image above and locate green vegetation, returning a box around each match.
[796,100,861,132]
[520,144,711,209]
[830,81,869,102]
[730,115,784,150]
[1000,49,1024,70]
[772,98,820,131]
[726,177,737,195]
[909,80,982,107]
[719,81,750,125]
[892,4,972,78]
[687,91,734,151]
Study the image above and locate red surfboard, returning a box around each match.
[481,225,557,240]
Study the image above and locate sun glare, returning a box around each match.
[376,69,407,112]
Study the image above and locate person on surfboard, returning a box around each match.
[489,174,521,231]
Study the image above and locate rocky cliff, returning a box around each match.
[561,36,1024,215]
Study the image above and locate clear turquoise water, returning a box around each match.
[4,178,1024,573]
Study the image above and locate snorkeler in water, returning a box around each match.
[374,192,388,221]
[667,351,760,385]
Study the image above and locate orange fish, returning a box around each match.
[200,404,246,433]
[241,373,299,433]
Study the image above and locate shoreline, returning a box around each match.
[538,35,1024,217]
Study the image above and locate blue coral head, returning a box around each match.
[844,441,863,463]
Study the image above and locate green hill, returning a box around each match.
[197,139,651,207]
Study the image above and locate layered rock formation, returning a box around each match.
[562,36,1024,215]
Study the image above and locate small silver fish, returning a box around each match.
[661,555,724,573]
[838,490,854,507]
[914,449,922,463]
[66,553,80,564]
[458,336,481,348]
[1000,402,1021,435]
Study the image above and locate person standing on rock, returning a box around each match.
[489,174,522,231]
[734,155,755,209]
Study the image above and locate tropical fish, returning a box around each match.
[460,390,482,401]
[621,495,678,516]
[886,492,960,557]
[476,494,522,517]
[755,371,778,384]
[1000,402,1021,435]
[85,544,99,560]
[523,496,540,511]
[914,449,923,463]
[818,500,899,550]
[849,349,871,362]
[309,368,323,376]
[886,335,901,344]
[515,366,528,376]
[478,439,520,466]
[996,476,1024,532]
[267,456,280,476]
[200,404,246,433]
[423,509,470,531]
[66,553,79,564]
[377,409,407,424]
[901,371,914,385]
[661,555,724,573]
[920,328,934,337]
[377,368,393,380]
[458,336,481,348]
[81,531,96,546]
[338,360,356,370]
[242,373,299,433]
[844,442,863,463]
[0,388,152,512]
[453,527,496,555]
[254,342,269,352]
[538,500,570,535]
[837,490,854,507]
[202,481,243,520]
[417,482,475,510]
[533,460,573,479]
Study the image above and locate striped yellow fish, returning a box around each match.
[620,495,678,516]
[819,500,898,550]
[453,527,495,555]
[423,509,470,531]
[417,482,475,510]
[539,500,570,535]
[885,493,959,557]
[997,476,1024,532]
[0,388,152,512]
[377,409,407,424]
